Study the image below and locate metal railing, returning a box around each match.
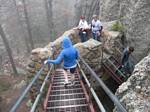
[79,56,127,112]
[106,57,126,78]
[77,61,106,112]
[10,46,55,112]
[10,66,45,112]
[30,64,54,112]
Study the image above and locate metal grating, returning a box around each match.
[44,69,95,112]
[47,104,90,112]
[102,56,124,84]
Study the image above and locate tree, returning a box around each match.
[22,0,34,49]
[0,25,18,75]
[13,0,30,53]
[45,0,55,41]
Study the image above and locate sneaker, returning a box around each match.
[64,82,69,87]
[64,81,72,87]
[71,80,75,86]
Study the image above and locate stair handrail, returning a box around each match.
[10,65,45,112]
[30,64,54,112]
[79,56,127,112]
[10,48,55,112]
[105,57,126,78]
[77,61,106,112]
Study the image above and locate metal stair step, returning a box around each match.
[53,78,79,83]
[51,84,82,90]
[50,88,84,95]
[53,77,79,82]
[50,92,85,97]
[51,87,82,92]
[49,93,85,100]
[47,98,87,107]
[52,81,80,85]
[53,75,78,79]
[46,104,89,112]
[52,83,80,89]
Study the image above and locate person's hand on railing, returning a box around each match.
[44,56,51,64]
[44,60,48,64]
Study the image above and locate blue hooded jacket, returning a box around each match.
[47,36,79,68]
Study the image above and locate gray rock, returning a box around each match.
[100,0,150,61]
[115,54,150,112]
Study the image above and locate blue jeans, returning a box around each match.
[92,32,100,41]
[123,60,134,74]
[79,31,87,42]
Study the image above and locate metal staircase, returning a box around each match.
[10,57,127,112]
[44,69,95,112]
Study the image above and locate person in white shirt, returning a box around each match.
[78,16,90,42]
[91,15,103,41]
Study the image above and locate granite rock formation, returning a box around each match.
[115,54,150,112]
[100,0,150,61]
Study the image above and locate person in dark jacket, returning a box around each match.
[121,46,134,75]
[44,36,79,86]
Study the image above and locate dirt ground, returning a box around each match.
[0,74,28,112]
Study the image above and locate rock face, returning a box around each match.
[75,39,103,73]
[100,0,150,61]
[99,0,120,21]
[115,54,150,112]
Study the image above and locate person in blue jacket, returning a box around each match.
[44,36,79,86]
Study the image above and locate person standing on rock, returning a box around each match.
[78,16,90,42]
[91,15,103,41]
[121,46,134,75]
[44,36,79,86]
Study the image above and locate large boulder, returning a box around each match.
[75,39,103,73]
[99,0,120,21]
[115,54,150,112]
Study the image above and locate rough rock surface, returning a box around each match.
[100,0,150,61]
[115,54,150,112]
[99,0,120,21]
[75,39,103,73]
